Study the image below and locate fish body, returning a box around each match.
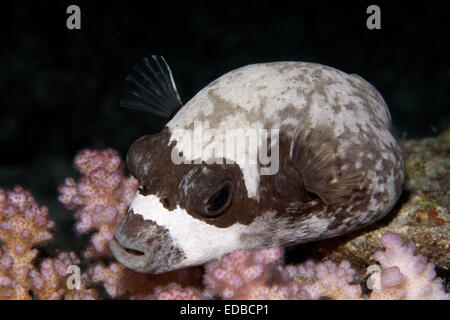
[110,56,405,274]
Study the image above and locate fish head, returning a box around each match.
[109,129,263,274]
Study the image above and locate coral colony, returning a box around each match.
[0,149,447,299]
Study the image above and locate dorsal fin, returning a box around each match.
[120,55,183,119]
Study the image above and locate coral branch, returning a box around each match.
[0,186,55,298]
[203,247,364,300]
[0,251,30,299]
[88,262,203,299]
[30,252,98,300]
[368,232,448,300]
[202,234,448,300]
[58,149,138,258]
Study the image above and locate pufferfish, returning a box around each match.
[109,55,405,274]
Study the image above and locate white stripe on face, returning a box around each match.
[130,192,249,267]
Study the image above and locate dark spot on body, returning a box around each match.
[161,197,174,210]
[279,103,299,119]
[332,104,342,113]
[271,62,298,73]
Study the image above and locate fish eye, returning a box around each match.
[203,182,233,217]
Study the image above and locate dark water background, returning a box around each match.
[1,1,449,249]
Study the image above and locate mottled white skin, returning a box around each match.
[130,192,249,268]
[167,62,393,199]
[115,62,404,273]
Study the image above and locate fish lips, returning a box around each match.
[109,210,185,274]
[109,236,166,274]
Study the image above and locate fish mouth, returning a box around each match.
[111,236,145,256]
[109,211,184,274]
[109,237,168,274]
[110,236,145,257]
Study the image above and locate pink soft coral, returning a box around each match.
[149,284,203,300]
[88,261,203,299]
[29,251,98,300]
[58,148,138,258]
[204,247,292,299]
[0,186,99,300]
[367,232,448,300]
[202,233,448,300]
[0,186,55,299]
[0,251,29,299]
[203,248,362,300]
[290,260,363,299]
